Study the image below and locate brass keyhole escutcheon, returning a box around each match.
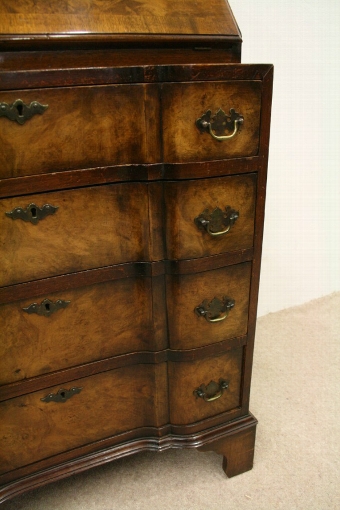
[41,387,82,403]
[22,299,70,317]
[5,203,58,224]
[0,99,48,124]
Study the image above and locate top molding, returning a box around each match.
[0,0,242,50]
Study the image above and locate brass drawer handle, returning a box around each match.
[5,203,58,224]
[23,298,70,317]
[0,99,48,125]
[194,206,239,237]
[195,296,235,323]
[196,108,243,142]
[41,387,82,404]
[194,379,229,402]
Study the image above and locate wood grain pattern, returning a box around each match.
[0,51,273,500]
[198,418,257,477]
[0,64,272,92]
[0,84,160,179]
[0,277,168,386]
[0,184,150,286]
[162,81,262,163]
[166,263,251,349]
[0,363,168,475]
[0,0,240,37]
[0,49,241,76]
[164,174,257,260]
[0,415,255,498]
[168,348,243,425]
[240,65,274,414]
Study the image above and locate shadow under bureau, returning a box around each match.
[0,0,273,503]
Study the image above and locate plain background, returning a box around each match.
[229,0,340,316]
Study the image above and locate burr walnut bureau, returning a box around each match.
[0,0,273,503]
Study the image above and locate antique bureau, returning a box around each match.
[0,0,273,503]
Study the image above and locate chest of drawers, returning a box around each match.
[0,0,273,503]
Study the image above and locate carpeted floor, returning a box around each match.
[2,292,340,510]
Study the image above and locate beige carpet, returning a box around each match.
[2,293,340,510]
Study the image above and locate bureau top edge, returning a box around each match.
[0,0,242,52]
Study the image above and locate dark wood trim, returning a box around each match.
[0,336,247,402]
[0,66,144,90]
[163,157,259,180]
[0,250,254,305]
[240,65,273,413]
[0,47,242,73]
[0,414,256,503]
[168,407,245,436]
[0,264,149,305]
[0,161,260,199]
[0,63,273,90]
[168,336,247,362]
[0,34,242,53]
[0,165,163,199]
[153,64,273,83]
[0,351,163,403]
[165,249,254,275]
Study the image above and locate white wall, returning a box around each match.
[230,0,340,315]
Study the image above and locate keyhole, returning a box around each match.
[31,207,37,218]
[16,103,24,116]
[45,302,50,311]
[60,391,66,398]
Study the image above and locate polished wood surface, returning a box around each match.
[0,363,168,475]
[168,349,243,425]
[198,419,257,477]
[0,0,273,497]
[0,276,168,385]
[0,184,150,286]
[162,81,262,163]
[0,84,160,179]
[0,49,241,75]
[164,174,257,260]
[0,0,240,38]
[166,263,251,350]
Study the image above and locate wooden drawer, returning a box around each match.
[165,174,256,260]
[167,262,251,350]
[162,81,262,163]
[168,349,243,425]
[0,84,160,179]
[0,363,168,475]
[0,276,166,386]
[0,183,150,286]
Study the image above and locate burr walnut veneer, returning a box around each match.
[0,0,273,503]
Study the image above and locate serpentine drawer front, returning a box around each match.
[167,262,251,350]
[0,84,160,179]
[164,174,257,260]
[0,364,168,476]
[161,81,262,163]
[0,0,273,503]
[0,184,150,286]
[0,274,167,386]
[168,349,243,425]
